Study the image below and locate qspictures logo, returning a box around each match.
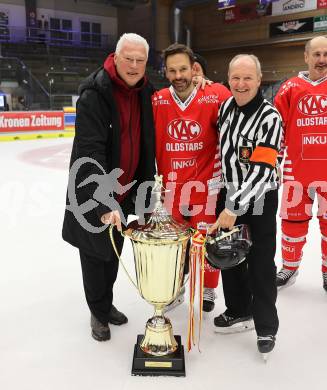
[66,159,136,233]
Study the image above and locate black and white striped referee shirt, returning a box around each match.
[218,91,282,215]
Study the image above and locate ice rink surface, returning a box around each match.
[1,138,326,390]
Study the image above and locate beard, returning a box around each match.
[315,63,327,72]
[172,78,192,92]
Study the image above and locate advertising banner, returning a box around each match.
[224,2,271,24]
[218,0,236,10]
[0,111,64,132]
[259,0,279,4]
[0,10,9,40]
[272,0,317,16]
[318,0,327,8]
[270,17,313,36]
[314,15,327,31]
[25,0,37,28]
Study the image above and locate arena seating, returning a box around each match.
[0,41,171,109]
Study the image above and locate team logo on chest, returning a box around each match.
[297,95,327,116]
[167,119,202,141]
[238,146,253,164]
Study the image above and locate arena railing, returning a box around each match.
[0,26,114,49]
[0,57,50,110]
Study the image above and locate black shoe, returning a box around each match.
[323,272,327,292]
[276,268,298,289]
[90,314,111,341]
[109,305,128,325]
[214,312,254,333]
[203,288,216,312]
[257,335,276,354]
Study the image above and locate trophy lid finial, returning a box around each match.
[125,174,190,243]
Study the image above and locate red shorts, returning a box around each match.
[280,181,327,221]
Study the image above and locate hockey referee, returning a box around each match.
[209,54,282,358]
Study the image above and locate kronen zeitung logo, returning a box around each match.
[0,114,62,128]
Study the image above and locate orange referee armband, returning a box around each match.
[250,146,278,167]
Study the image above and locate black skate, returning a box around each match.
[203,288,216,312]
[276,268,298,289]
[257,335,276,362]
[214,313,254,334]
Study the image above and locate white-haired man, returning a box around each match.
[274,36,327,291]
[62,33,156,341]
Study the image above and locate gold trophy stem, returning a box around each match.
[140,307,178,356]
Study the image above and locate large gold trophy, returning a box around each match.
[110,175,191,376]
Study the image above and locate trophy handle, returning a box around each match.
[109,225,138,290]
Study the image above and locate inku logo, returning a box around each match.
[298,95,327,116]
[167,119,202,141]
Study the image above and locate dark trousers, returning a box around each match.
[218,189,279,336]
[79,228,124,326]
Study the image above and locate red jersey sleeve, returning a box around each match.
[152,91,160,125]
[274,82,291,130]
[211,83,232,108]
[274,82,291,162]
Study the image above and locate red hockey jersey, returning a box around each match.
[274,73,327,185]
[153,84,231,207]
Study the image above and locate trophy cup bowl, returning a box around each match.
[110,175,191,376]
[124,220,189,356]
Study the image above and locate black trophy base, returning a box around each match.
[131,335,185,377]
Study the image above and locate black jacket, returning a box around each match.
[62,67,156,258]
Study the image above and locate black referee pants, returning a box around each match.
[218,189,279,337]
[79,228,124,326]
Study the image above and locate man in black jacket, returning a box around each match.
[62,33,156,341]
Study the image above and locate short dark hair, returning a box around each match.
[193,53,208,76]
[163,43,195,67]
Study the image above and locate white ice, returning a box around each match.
[0,138,326,390]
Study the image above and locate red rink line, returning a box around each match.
[18,143,73,171]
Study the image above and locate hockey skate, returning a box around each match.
[257,335,276,362]
[203,287,217,312]
[276,268,298,289]
[323,272,327,292]
[214,313,254,334]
